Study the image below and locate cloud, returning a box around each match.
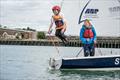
[0,0,120,36]
[0,0,60,26]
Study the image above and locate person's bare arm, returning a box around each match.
[48,17,54,33]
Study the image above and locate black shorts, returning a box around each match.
[55,29,66,41]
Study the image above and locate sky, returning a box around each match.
[0,0,120,36]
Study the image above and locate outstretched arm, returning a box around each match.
[48,17,54,34]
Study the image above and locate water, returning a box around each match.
[0,45,120,80]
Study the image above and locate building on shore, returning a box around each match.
[0,28,37,40]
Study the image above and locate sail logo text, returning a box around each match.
[115,58,120,65]
[85,9,99,14]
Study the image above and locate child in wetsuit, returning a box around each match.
[48,5,68,45]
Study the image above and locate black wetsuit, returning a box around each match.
[55,29,68,45]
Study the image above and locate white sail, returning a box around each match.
[61,0,120,36]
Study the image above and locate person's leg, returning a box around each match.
[55,29,62,39]
[55,29,59,37]
[55,29,66,44]
[90,44,95,56]
[84,44,89,57]
[59,30,68,43]
[55,29,68,46]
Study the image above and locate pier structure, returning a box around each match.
[0,36,120,48]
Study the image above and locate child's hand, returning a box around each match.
[48,30,50,34]
[94,40,97,44]
[61,28,66,33]
[61,29,64,33]
[61,29,65,34]
[86,38,90,42]
[48,29,53,34]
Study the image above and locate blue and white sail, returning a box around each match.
[61,0,120,36]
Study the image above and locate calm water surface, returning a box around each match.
[0,45,120,80]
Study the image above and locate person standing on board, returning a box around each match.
[48,5,68,45]
[80,19,97,57]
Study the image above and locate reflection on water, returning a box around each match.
[0,45,120,80]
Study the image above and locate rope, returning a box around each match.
[60,0,64,9]
[76,47,83,57]
[48,34,60,55]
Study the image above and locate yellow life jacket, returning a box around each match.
[52,15,64,29]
